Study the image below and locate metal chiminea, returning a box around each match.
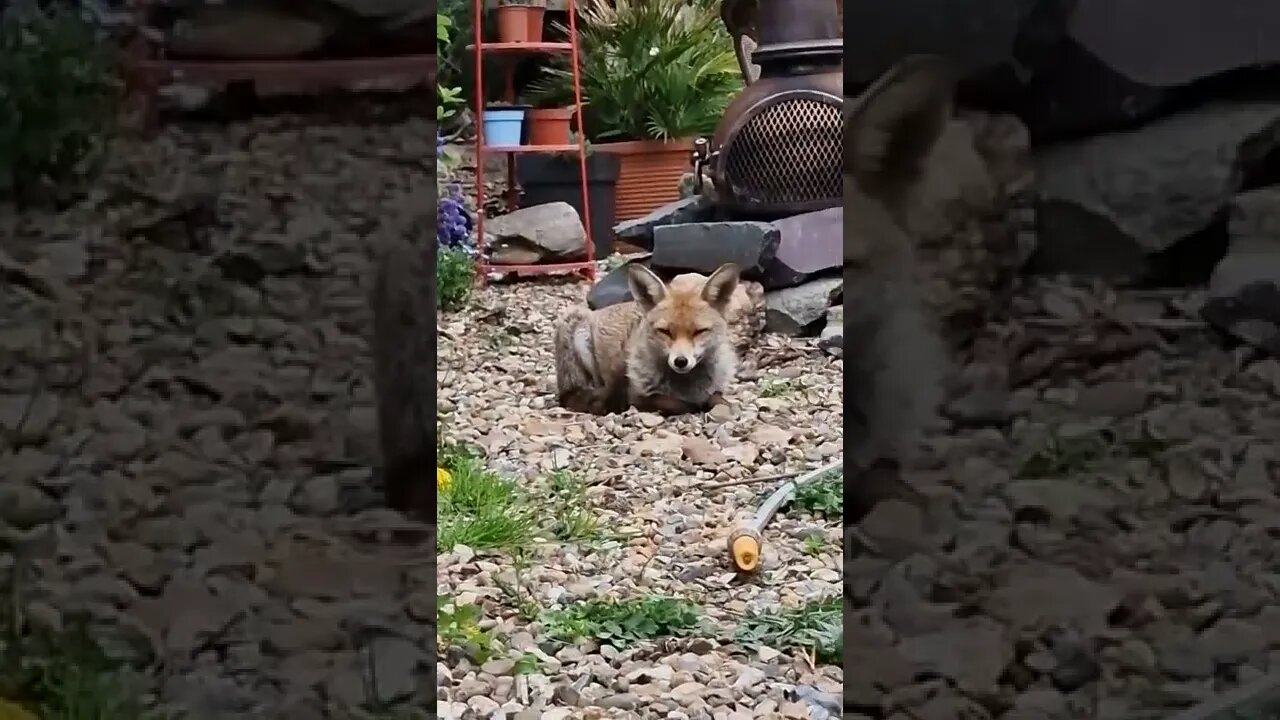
[694,0,843,218]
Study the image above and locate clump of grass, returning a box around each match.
[0,602,148,720]
[790,471,842,521]
[1016,425,1174,479]
[801,533,827,556]
[438,454,539,551]
[758,378,795,398]
[546,469,599,543]
[541,596,702,648]
[736,595,840,665]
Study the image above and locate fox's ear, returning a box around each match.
[701,263,740,311]
[627,264,667,311]
[845,55,956,203]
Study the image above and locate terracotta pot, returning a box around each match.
[495,4,542,43]
[526,107,575,145]
[526,5,546,42]
[594,138,693,221]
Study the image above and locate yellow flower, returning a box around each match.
[437,467,453,491]
[0,698,39,720]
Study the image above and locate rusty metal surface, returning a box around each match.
[707,0,843,216]
[716,91,842,215]
[708,59,842,216]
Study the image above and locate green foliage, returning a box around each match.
[436,13,465,122]
[790,470,842,521]
[0,611,149,720]
[527,0,742,141]
[438,453,540,550]
[436,247,475,313]
[0,3,120,202]
[736,595,841,665]
[436,596,502,663]
[541,596,702,647]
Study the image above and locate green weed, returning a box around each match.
[790,472,842,521]
[736,595,840,665]
[541,596,702,648]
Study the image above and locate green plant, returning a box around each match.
[801,533,827,556]
[436,596,502,663]
[736,596,840,665]
[526,0,742,141]
[436,247,475,313]
[436,13,464,122]
[0,3,120,202]
[0,605,148,720]
[438,454,539,550]
[545,469,600,542]
[541,596,702,647]
[790,471,842,521]
[759,378,795,398]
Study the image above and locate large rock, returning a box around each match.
[1203,187,1280,357]
[586,254,651,310]
[321,0,432,25]
[843,0,1280,141]
[484,202,587,265]
[760,207,842,289]
[763,276,841,336]
[817,304,843,358]
[169,4,332,60]
[1030,102,1280,281]
[612,196,713,252]
[1210,187,1280,297]
[650,221,779,277]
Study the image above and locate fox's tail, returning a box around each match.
[369,237,434,515]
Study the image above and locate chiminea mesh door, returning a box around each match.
[716,90,843,215]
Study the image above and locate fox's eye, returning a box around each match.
[694,328,711,337]
[655,328,672,338]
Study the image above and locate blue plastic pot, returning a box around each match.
[483,106,528,147]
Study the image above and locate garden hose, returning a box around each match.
[727,459,843,573]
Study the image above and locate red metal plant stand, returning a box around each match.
[468,0,596,283]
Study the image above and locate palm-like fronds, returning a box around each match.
[527,0,743,141]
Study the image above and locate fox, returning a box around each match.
[554,263,741,416]
[840,55,960,525]
[368,235,435,517]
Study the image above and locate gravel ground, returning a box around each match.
[436,281,845,719]
[4,116,1279,720]
[848,281,1280,720]
[1,117,436,719]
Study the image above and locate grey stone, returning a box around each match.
[485,202,588,265]
[816,304,842,357]
[896,617,1011,692]
[585,254,651,310]
[1210,187,1280,297]
[763,277,842,335]
[169,3,331,60]
[760,207,843,289]
[613,197,712,251]
[1032,102,1280,279]
[650,221,779,276]
[1154,628,1216,680]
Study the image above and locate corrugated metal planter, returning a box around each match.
[594,138,693,222]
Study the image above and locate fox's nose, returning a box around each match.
[669,355,691,371]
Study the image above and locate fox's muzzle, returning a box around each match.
[668,353,697,373]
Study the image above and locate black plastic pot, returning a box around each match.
[516,153,621,256]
